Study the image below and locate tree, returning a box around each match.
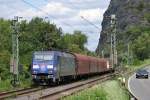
[132,32,150,60]
[73,31,87,50]
[58,31,88,53]
[0,17,90,81]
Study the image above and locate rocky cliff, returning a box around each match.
[96,0,150,56]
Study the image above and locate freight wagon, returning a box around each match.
[31,51,111,85]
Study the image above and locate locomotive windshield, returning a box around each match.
[33,54,53,61]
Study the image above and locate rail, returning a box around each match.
[0,72,115,100]
[39,73,114,100]
[0,87,42,99]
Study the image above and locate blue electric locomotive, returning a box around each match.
[32,51,76,85]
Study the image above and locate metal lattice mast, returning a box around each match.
[110,14,117,68]
[110,33,113,68]
[11,16,22,86]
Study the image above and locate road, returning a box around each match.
[128,66,150,100]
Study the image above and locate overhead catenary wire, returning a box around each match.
[44,0,75,6]
[3,0,101,34]
[44,0,100,33]
[80,16,100,30]
[22,0,74,28]
[1,4,27,19]
[57,0,101,31]
[21,0,100,35]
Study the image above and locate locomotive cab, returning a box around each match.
[32,51,76,85]
[32,51,57,85]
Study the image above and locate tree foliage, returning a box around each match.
[116,23,150,65]
[0,17,91,80]
[119,25,150,63]
[58,30,87,53]
[132,28,150,60]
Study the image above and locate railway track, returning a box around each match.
[7,74,114,100]
[39,73,114,100]
[0,87,42,99]
[0,73,115,100]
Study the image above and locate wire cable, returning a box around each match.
[80,16,100,30]
[22,0,74,28]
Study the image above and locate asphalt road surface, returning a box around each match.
[128,66,150,100]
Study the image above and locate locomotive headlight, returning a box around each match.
[33,65,39,69]
[47,65,53,69]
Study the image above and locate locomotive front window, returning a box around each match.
[34,54,53,61]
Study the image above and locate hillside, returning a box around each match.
[96,0,150,61]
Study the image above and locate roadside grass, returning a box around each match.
[103,80,129,100]
[62,80,129,100]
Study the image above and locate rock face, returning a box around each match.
[96,0,150,56]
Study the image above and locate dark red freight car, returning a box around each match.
[89,57,98,73]
[74,53,110,76]
[74,54,90,75]
[97,58,109,72]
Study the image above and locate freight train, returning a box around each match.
[31,51,112,85]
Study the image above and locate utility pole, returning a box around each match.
[98,39,101,58]
[101,50,104,58]
[10,16,22,87]
[126,35,133,67]
[110,33,113,68]
[127,43,130,66]
[110,14,117,68]
[127,41,133,66]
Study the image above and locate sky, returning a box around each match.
[0,0,111,51]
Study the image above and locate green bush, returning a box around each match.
[0,79,12,91]
[132,58,142,66]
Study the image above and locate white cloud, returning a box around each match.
[57,8,105,27]
[56,8,106,51]
[0,0,111,51]
[78,8,105,22]
[51,0,111,9]
[45,2,70,13]
[16,9,40,17]
[43,2,75,18]
[15,1,75,18]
